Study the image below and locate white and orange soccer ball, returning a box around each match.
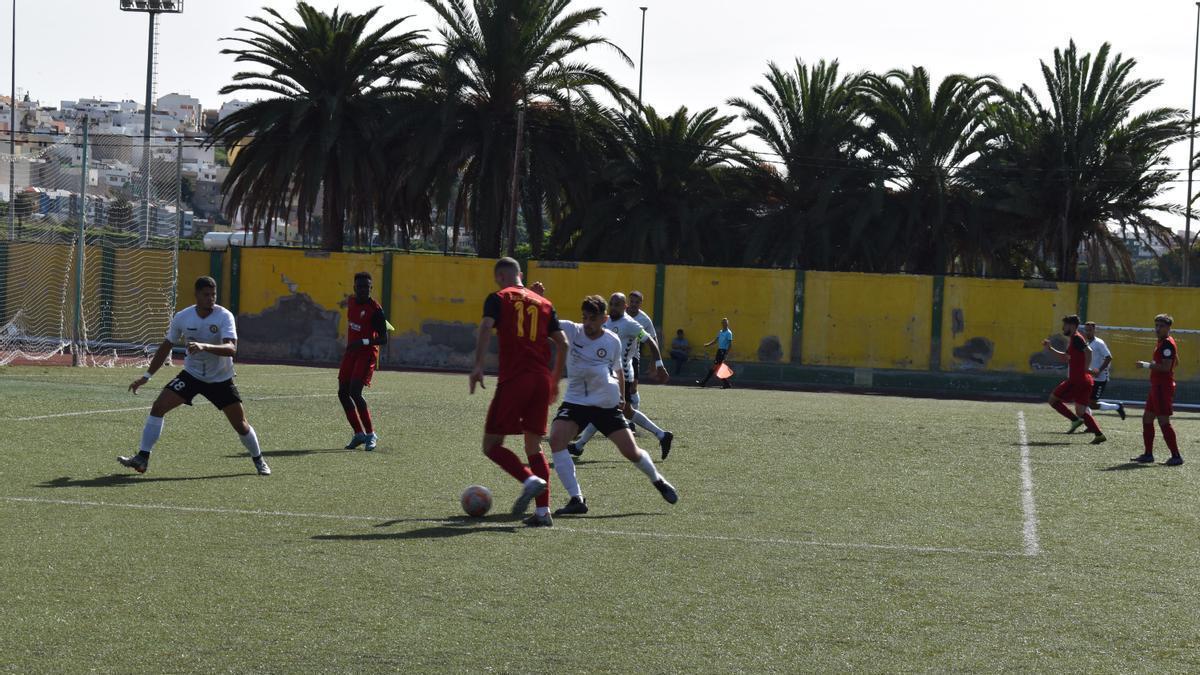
[460,485,493,517]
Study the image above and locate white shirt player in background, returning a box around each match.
[1080,321,1126,424]
[546,294,678,518]
[569,292,675,461]
[118,275,270,476]
[627,290,657,382]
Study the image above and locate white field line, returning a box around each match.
[10,394,343,421]
[0,495,1021,558]
[1016,411,1041,556]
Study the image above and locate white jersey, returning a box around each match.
[561,322,623,408]
[1089,336,1112,382]
[606,313,648,380]
[166,304,238,383]
[628,309,657,344]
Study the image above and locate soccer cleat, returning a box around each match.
[1067,419,1085,434]
[364,432,378,452]
[660,431,674,461]
[1090,433,1107,445]
[1131,453,1155,463]
[1164,455,1184,467]
[345,433,368,450]
[567,441,584,458]
[511,477,547,516]
[523,512,553,527]
[253,456,272,476]
[117,453,149,474]
[653,478,679,504]
[553,496,589,516]
[722,380,732,389]
[1117,403,1127,420]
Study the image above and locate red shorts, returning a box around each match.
[338,347,379,387]
[485,371,552,436]
[1053,377,1093,406]
[1146,380,1176,417]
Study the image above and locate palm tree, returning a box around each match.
[550,106,752,264]
[980,42,1188,281]
[419,0,632,258]
[859,67,998,275]
[208,2,427,251]
[728,59,884,270]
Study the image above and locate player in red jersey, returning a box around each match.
[1131,314,1183,465]
[339,272,388,451]
[470,258,567,526]
[1043,314,1106,444]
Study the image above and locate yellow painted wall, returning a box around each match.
[804,272,933,370]
[1086,284,1200,381]
[527,261,657,327]
[4,242,80,340]
[176,250,211,311]
[239,248,383,341]
[389,255,499,333]
[940,278,1078,373]
[664,265,793,363]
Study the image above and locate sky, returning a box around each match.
[5,0,1200,230]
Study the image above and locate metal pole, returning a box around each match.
[8,0,15,240]
[1185,1,1200,286]
[637,7,647,105]
[505,104,525,256]
[73,117,89,366]
[143,11,155,244]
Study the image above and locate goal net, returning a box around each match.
[1093,324,1200,410]
[0,131,184,367]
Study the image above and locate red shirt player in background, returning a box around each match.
[1044,314,1106,444]
[1132,314,1183,466]
[340,272,388,451]
[470,257,567,527]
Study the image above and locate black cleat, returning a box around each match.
[117,452,149,474]
[653,478,679,504]
[253,456,272,476]
[553,496,589,516]
[1131,453,1155,463]
[523,512,553,527]
[1164,455,1184,467]
[1117,403,1127,420]
[1090,433,1107,445]
[566,441,584,458]
[511,477,547,516]
[660,431,674,461]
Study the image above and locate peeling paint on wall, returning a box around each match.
[238,293,341,363]
[951,337,994,370]
[1029,334,1069,371]
[757,336,784,362]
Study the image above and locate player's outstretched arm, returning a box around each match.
[130,340,175,394]
[188,339,237,358]
[470,316,495,394]
[642,336,670,383]
[549,330,567,400]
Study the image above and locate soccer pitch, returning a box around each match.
[2,365,1198,672]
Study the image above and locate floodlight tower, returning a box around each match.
[119,0,183,240]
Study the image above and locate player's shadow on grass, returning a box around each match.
[221,448,351,459]
[1100,462,1155,471]
[38,473,251,488]
[313,523,518,542]
[1011,441,1072,447]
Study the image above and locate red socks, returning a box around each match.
[1143,423,1155,454]
[528,452,551,508]
[1051,401,1078,422]
[485,446,534,483]
[356,403,374,434]
[1162,423,1181,457]
[1081,413,1101,435]
[344,408,364,434]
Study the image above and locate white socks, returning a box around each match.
[552,449,582,498]
[140,415,164,453]
[634,449,661,482]
[1096,401,1121,411]
[631,410,665,440]
[239,425,262,458]
[630,392,640,409]
[575,423,598,449]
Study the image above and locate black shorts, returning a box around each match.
[164,370,242,410]
[714,348,728,364]
[554,402,629,436]
[632,356,640,383]
[1091,380,1108,403]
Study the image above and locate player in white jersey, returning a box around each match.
[118,275,270,476]
[568,292,675,460]
[548,294,678,519]
[1070,321,1126,431]
[627,290,657,384]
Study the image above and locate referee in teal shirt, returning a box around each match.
[698,318,733,388]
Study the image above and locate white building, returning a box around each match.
[218,99,252,121]
[157,93,203,131]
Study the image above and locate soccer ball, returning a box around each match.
[460,485,493,517]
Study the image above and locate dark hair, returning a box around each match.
[195,276,217,291]
[354,271,372,283]
[1155,313,1174,326]
[582,294,606,316]
[1062,314,1080,326]
[1084,321,1096,327]
[494,257,521,276]
[630,290,643,300]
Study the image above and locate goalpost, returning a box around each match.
[0,127,183,367]
[1093,324,1200,411]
